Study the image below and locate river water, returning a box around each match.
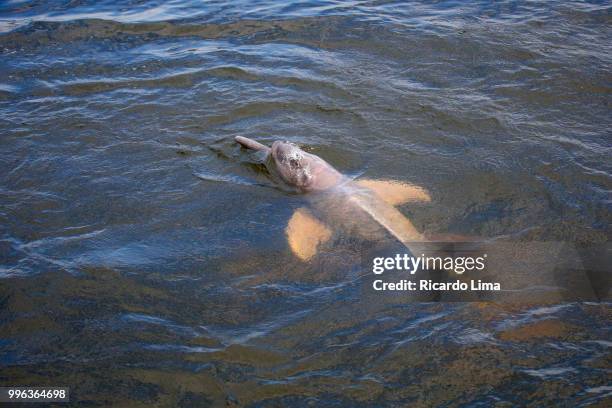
[0,1,610,406]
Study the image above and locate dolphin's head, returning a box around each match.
[235,136,344,193]
[270,141,314,190]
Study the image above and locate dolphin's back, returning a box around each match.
[309,182,426,250]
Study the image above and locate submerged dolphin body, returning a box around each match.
[235,136,433,261]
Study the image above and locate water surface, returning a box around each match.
[0,1,610,406]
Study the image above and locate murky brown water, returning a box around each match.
[1,1,610,406]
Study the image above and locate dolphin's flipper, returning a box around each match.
[355,179,431,205]
[286,208,332,261]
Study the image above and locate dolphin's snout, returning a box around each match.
[235,136,270,152]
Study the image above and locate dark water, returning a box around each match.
[1,1,611,406]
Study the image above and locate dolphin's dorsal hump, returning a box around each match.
[286,207,332,261]
[355,179,431,206]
